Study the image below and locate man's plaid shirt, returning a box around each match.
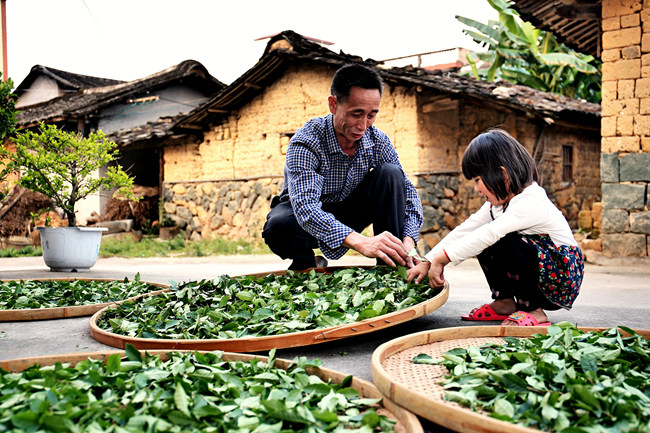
[280,114,423,259]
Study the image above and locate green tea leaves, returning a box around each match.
[0,278,162,310]
[97,266,439,340]
[413,323,650,431]
[0,348,397,432]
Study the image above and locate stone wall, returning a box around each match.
[162,173,460,253]
[600,0,650,257]
[163,177,283,242]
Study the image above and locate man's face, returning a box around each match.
[328,86,381,148]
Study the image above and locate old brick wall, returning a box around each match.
[600,0,650,257]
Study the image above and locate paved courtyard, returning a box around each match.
[1,253,649,432]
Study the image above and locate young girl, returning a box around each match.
[408,128,584,326]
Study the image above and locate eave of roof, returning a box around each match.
[510,0,601,57]
[175,30,600,133]
[16,60,226,128]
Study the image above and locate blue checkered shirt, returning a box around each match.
[281,114,423,260]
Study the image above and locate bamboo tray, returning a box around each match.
[371,326,650,433]
[89,267,449,352]
[0,350,423,433]
[0,278,169,321]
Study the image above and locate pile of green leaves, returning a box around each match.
[0,346,396,432]
[412,323,650,432]
[0,274,161,310]
[98,266,439,340]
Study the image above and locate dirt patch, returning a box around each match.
[0,187,61,237]
[103,185,159,229]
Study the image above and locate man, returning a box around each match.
[262,63,423,270]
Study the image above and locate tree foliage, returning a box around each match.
[0,74,17,200]
[457,0,601,103]
[10,123,137,226]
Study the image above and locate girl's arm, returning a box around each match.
[424,201,492,262]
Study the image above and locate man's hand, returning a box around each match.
[343,231,408,267]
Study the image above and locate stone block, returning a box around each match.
[421,206,438,232]
[644,33,650,52]
[601,116,617,136]
[172,184,186,195]
[618,115,635,135]
[641,98,650,114]
[602,136,640,152]
[601,183,646,209]
[601,153,620,182]
[591,202,603,229]
[601,98,638,117]
[601,208,630,232]
[210,215,224,230]
[622,45,641,59]
[631,211,650,233]
[621,13,640,28]
[634,114,650,135]
[602,80,618,99]
[578,210,593,230]
[603,27,641,49]
[176,206,193,223]
[94,219,134,234]
[620,153,650,181]
[581,238,602,252]
[643,137,650,151]
[163,202,177,215]
[619,79,636,98]
[635,77,650,97]
[602,16,620,31]
[421,232,441,250]
[604,58,641,79]
[602,233,647,257]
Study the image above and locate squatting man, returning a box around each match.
[262,63,424,270]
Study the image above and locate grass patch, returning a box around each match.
[0,245,42,257]
[99,235,271,258]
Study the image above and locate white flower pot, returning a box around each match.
[37,227,108,272]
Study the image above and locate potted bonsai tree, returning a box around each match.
[10,123,137,271]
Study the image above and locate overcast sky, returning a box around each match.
[6,0,498,87]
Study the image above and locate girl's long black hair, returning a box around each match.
[462,128,538,201]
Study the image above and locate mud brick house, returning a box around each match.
[14,60,225,223]
[163,30,600,251]
[513,0,650,258]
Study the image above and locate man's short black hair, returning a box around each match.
[330,64,383,102]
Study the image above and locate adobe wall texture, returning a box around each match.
[162,65,601,255]
[601,0,650,257]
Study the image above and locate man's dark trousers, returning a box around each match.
[262,163,406,270]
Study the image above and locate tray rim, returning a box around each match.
[88,266,449,352]
[370,325,650,433]
[0,349,423,433]
[0,278,169,321]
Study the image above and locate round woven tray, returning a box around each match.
[371,325,650,433]
[89,267,449,352]
[0,350,423,433]
[0,278,169,321]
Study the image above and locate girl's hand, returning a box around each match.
[427,251,450,288]
[407,261,430,284]
[427,261,445,288]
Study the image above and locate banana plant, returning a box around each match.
[457,0,601,103]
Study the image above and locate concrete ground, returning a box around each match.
[0,252,649,432]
